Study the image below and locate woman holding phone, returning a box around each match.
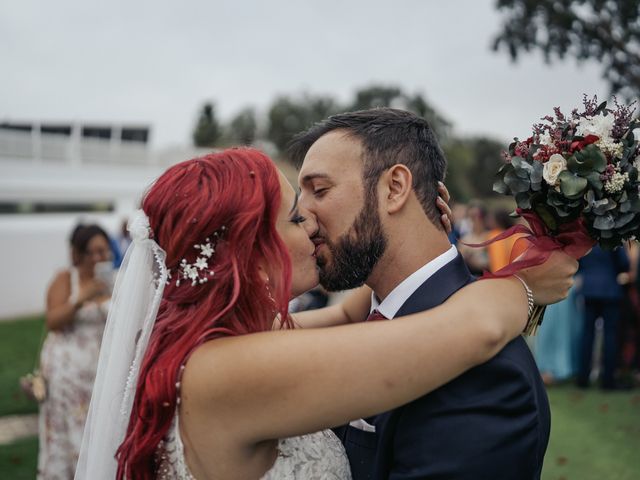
[38,224,113,479]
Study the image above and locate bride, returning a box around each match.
[76,148,576,479]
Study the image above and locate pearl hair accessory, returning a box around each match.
[173,226,226,287]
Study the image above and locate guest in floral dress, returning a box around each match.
[38,224,112,479]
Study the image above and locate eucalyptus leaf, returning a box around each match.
[592,198,616,215]
[530,161,543,184]
[615,212,635,228]
[625,131,635,147]
[629,196,640,212]
[620,200,631,213]
[594,101,607,114]
[511,156,524,169]
[617,217,640,235]
[515,192,531,209]
[593,214,615,230]
[555,206,573,218]
[504,169,530,193]
[515,167,530,180]
[584,171,603,190]
[568,145,607,174]
[493,177,509,195]
[559,171,588,199]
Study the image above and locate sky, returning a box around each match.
[1,0,609,150]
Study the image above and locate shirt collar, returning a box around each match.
[370,245,458,319]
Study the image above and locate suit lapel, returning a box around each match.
[395,251,475,318]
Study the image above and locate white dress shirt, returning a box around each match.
[370,244,459,319]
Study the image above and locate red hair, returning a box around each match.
[116,148,293,479]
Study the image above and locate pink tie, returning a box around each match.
[367,309,387,322]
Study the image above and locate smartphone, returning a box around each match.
[94,261,116,293]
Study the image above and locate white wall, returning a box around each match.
[0,213,124,319]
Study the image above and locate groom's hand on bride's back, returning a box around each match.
[517,251,579,305]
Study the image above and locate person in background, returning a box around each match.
[458,202,490,275]
[289,286,330,313]
[486,209,518,273]
[576,245,630,390]
[447,202,470,245]
[618,242,640,387]
[116,218,132,262]
[38,224,112,479]
[534,286,582,385]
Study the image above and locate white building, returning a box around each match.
[0,122,221,319]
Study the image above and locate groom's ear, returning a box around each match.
[383,164,412,214]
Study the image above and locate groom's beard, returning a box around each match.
[317,200,387,292]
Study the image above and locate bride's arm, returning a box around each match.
[289,286,372,328]
[183,251,576,447]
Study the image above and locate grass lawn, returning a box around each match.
[0,436,38,479]
[0,315,44,417]
[543,384,640,480]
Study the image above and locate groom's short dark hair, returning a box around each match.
[289,108,447,229]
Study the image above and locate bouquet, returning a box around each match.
[491,96,639,334]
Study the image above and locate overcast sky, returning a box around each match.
[1,0,608,149]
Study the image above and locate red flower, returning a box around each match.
[570,134,599,153]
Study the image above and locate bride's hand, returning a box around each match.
[436,182,453,234]
[516,251,579,305]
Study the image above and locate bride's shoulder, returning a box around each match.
[182,335,261,401]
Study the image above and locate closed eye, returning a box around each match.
[290,213,307,224]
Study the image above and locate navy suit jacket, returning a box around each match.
[336,253,550,480]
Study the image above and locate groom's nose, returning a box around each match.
[300,207,318,237]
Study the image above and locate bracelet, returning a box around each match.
[512,274,534,320]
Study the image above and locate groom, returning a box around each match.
[291,109,549,480]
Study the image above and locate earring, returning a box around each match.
[265,280,275,304]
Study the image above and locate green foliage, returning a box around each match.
[266,94,340,153]
[227,107,257,146]
[444,137,505,201]
[348,85,404,111]
[0,316,43,417]
[193,103,221,147]
[493,0,640,98]
[348,86,452,141]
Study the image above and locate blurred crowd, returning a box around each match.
[452,201,640,391]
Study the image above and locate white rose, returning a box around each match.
[543,153,567,186]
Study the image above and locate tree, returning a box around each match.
[349,85,404,111]
[266,94,340,153]
[227,107,257,145]
[349,85,452,141]
[443,137,504,201]
[492,0,640,99]
[193,103,221,147]
[405,92,452,141]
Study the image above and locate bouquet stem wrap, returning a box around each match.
[466,208,595,335]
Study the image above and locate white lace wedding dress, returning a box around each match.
[156,413,352,479]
